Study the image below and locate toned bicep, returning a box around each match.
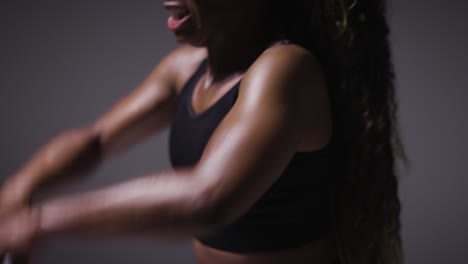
[193,47,328,226]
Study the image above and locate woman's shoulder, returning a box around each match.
[160,45,207,94]
[241,42,325,97]
[258,42,320,68]
[239,42,331,153]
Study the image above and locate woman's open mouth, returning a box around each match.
[163,1,192,31]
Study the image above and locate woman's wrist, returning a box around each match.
[0,178,31,212]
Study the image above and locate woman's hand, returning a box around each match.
[0,207,40,255]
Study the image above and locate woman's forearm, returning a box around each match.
[5,127,102,198]
[34,169,219,239]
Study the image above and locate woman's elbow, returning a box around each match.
[189,187,237,234]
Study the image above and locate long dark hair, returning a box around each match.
[269,0,407,263]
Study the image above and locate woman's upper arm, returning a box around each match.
[91,45,206,157]
[192,46,331,226]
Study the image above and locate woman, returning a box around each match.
[0,0,406,263]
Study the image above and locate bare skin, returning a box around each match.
[0,0,336,263]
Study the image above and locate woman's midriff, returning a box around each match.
[192,232,338,264]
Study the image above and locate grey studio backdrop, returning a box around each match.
[0,1,466,264]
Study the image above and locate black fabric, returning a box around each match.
[169,59,335,253]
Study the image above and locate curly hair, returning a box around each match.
[269,0,408,263]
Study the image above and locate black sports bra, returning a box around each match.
[169,59,335,253]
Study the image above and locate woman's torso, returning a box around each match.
[169,45,339,264]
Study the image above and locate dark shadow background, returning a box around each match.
[0,0,467,263]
